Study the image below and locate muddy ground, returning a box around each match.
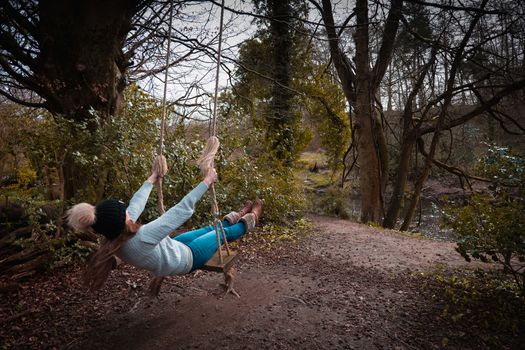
[1,215,522,349]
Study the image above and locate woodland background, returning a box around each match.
[0,0,524,348]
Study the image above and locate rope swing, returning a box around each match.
[149,0,237,297]
[154,1,174,215]
[196,0,237,272]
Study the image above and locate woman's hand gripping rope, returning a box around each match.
[148,155,168,184]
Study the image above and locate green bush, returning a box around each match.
[316,186,353,219]
[475,142,525,190]
[443,194,525,291]
[3,84,306,229]
[1,85,309,276]
[432,269,525,348]
[442,144,525,293]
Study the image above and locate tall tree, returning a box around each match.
[383,0,525,229]
[382,3,435,228]
[252,0,309,165]
[1,0,150,199]
[0,0,147,122]
[267,0,295,164]
[316,0,403,223]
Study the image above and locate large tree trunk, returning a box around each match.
[383,48,436,228]
[354,0,382,223]
[383,134,415,228]
[34,0,136,199]
[62,153,84,201]
[36,0,135,123]
[321,0,402,223]
[354,95,383,222]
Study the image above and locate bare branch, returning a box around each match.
[371,0,404,90]
[0,88,47,108]
[320,0,357,101]
[416,137,491,184]
[406,0,505,15]
[420,78,525,135]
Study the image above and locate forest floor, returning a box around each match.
[1,214,524,349]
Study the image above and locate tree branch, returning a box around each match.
[0,31,36,70]
[0,88,47,108]
[320,0,356,102]
[405,0,505,15]
[371,0,404,90]
[420,78,525,135]
[473,88,525,135]
[0,2,38,38]
[416,137,491,184]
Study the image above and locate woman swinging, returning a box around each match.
[66,155,262,291]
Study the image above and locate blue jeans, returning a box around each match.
[172,220,247,270]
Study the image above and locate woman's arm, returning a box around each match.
[138,169,217,245]
[127,155,168,222]
[126,181,154,223]
[138,182,209,244]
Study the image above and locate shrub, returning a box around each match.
[1,83,308,280]
[443,194,525,292]
[431,269,525,349]
[3,84,306,229]
[316,186,353,219]
[442,144,525,293]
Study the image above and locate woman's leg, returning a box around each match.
[185,221,247,270]
[172,220,232,245]
[220,221,246,241]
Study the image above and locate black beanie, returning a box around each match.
[92,199,126,240]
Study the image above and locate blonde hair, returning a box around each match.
[66,203,140,291]
[67,203,96,232]
[83,223,140,291]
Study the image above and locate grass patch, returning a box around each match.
[298,151,328,169]
[296,150,359,220]
[297,151,333,189]
[306,171,333,189]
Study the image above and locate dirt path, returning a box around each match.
[68,215,479,350]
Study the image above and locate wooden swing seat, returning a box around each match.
[202,250,237,272]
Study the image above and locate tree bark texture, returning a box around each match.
[321,0,403,223]
[36,0,136,122]
[354,0,381,222]
[0,0,140,199]
[383,134,415,228]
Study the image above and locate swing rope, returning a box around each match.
[155,2,175,215]
[211,0,225,138]
[156,0,232,265]
[196,0,234,265]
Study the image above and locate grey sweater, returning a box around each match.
[116,181,208,276]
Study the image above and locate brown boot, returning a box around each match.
[237,200,253,217]
[223,200,253,225]
[251,198,263,224]
[240,199,262,232]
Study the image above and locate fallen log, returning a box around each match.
[0,226,34,248]
[0,248,40,266]
[5,254,49,280]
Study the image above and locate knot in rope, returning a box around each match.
[197,136,220,175]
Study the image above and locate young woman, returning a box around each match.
[67,160,262,291]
